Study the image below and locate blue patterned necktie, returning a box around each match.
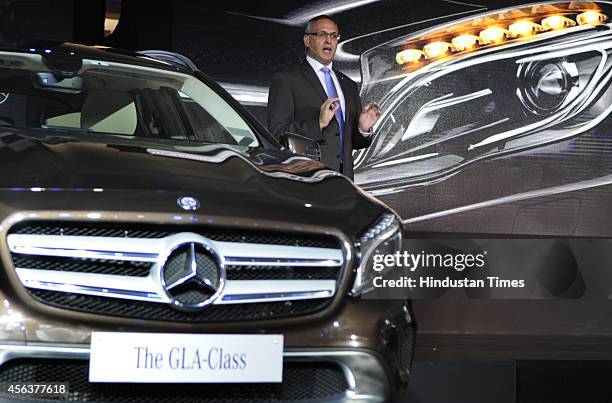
[321,67,345,164]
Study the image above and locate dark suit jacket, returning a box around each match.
[267,60,372,179]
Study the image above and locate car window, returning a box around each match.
[0,53,260,147]
[178,91,253,146]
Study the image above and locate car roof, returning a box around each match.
[0,42,192,74]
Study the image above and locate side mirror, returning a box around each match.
[281,132,321,161]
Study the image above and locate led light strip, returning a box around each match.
[396,10,608,65]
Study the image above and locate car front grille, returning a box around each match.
[6,222,346,322]
[0,358,349,402]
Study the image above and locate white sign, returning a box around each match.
[89,332,284,383]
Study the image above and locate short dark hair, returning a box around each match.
[305,15,339,34]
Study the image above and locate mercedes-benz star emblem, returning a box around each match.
[177,196,200,211]
[161,239,224,311]
[0,93,8,105]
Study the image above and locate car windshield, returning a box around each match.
[0,51,260,147]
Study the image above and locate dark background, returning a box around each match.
[2,1,612,401]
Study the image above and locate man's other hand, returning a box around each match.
[319,98,340,130]
[358,101,381,133]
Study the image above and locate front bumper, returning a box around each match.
[0,343,391,402]
[0,297,415,403]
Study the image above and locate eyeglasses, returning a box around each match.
[306,31,341,41]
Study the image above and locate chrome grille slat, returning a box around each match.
[10,223,338,248]
[7,234,162,262]
[7,234,343,267]
[7,232,343,306]
[213,240,342,267]
[14,268,167,303]
[219,280,336,304]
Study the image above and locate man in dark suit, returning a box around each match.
[267,15,381,179]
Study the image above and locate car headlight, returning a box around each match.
[354,1,611,192]
[351,212,403,296]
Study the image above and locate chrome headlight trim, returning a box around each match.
[351,213,402,296]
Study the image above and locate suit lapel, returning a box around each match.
[301,61,327,102]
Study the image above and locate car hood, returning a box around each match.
[0,129,386,237]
